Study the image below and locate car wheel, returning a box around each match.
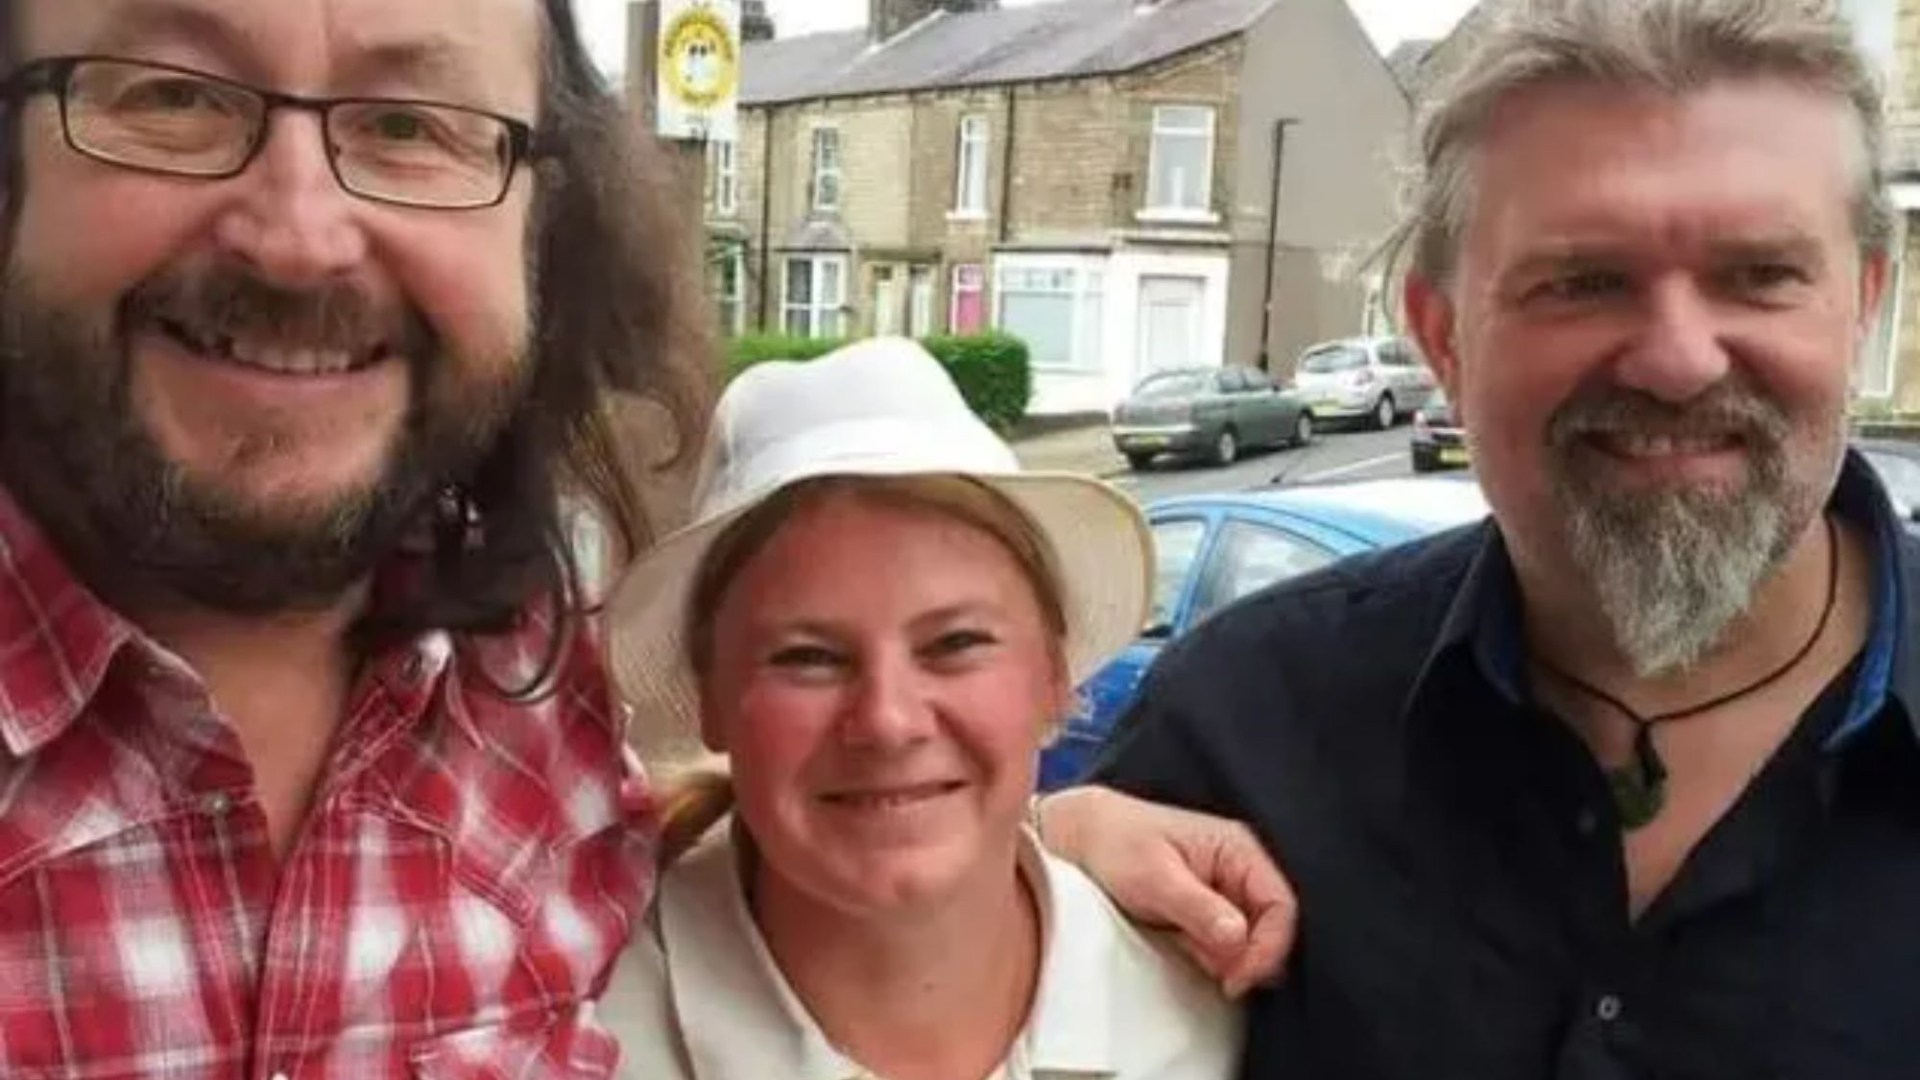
[1211,427,1239,467]
[1374,394,1397,431]
[1125,451,1155,472]
[1292,411,1314,447]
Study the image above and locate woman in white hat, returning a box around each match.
[603,338,1241,1079]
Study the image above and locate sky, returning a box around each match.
[577,0,1480,77]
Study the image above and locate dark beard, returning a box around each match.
[0,263,526,616]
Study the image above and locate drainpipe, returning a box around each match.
[1257,118,1297,374]
[757,106,776,330]
[997,86,1017,245]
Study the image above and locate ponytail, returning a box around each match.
[655,754,735,867]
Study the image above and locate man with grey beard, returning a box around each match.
[1034,1,1920,1077]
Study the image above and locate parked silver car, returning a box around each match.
[1112,366,1314,471]
[1291,337,1438,431]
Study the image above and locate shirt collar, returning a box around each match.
[1407,450,1916,747]
[657,824,1116,1080]
[0,485,138,758]
[1017,827,1119,1076]
[657,826,851,1080]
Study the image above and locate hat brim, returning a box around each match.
[605,469,1153,756]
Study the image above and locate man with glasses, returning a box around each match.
[0,0,707,1075]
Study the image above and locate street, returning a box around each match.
[1117,422,1420,502]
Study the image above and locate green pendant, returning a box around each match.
[1606,726,1668,831]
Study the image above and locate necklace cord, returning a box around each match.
[1536,513,1841,730]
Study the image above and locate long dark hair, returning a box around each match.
[0,1,718,697]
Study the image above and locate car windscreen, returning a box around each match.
[1135,373,1212,399]
[1299,347,1368,374]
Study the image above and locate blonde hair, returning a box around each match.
[656,474,1072,863]
[1395,0,1893,291]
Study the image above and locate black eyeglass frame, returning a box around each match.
[0,54,550,211]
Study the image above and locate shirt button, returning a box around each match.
[401,653,427,684]
[203,792,233,817]
[1575,808,1601,837]
[1595,993,1624,1022]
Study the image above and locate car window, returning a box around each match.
[1219,368,1250,393]
[1193,520,1335,624]
[1245,369,1275,391]
[1136,372,1211,399]
[1299,346,1368,374]
[1379,340,1415,367]
[1149,518,1210,631]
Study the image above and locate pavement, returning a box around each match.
[1010,420,1128,478]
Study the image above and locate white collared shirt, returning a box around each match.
[603,823,1243,1080]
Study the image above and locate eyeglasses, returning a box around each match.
[0,55,545,211]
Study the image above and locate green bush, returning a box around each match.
[920,333,1032,433]
[723,332,1033,431]
[724,334,845,378]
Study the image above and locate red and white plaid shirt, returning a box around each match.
[0,489,657,1078]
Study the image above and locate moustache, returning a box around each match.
[1546,380,1792,452]
[119,264,435,364]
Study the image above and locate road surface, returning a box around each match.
[1118,422,1424,502]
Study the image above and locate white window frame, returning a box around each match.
[709,138,739,217]
[809,127,842,214]
[950,263,986,331]
[1142,105,1218,222]
[992,254,1108,374]
[715,245,746,336]
[952,114,990,218]
[784,254,847,338]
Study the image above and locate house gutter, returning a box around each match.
[1257,118,1296,373]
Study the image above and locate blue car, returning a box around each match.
[1038,478,1491,791]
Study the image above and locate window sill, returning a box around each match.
[1135,208,1222,225]
[947,210,990,223]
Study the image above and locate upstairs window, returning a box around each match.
[1146,105,1216,215]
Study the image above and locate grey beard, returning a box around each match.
[1560,485,1791,678]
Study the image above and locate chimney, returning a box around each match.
[741,0,776,42]
[868,0,998,44]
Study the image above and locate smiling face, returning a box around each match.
[1407,78,1887,674]
[701,488,1069,921]
[0,0,544,611]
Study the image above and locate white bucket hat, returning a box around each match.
[605,337,1153,748]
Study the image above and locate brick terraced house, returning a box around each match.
[703,0,1412,414]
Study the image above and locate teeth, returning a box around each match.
[219,334,358,375]
[1606,433,1732,458]
[830,786,952,810]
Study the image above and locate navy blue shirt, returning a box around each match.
[1098,453,1920,1080]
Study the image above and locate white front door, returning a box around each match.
[908,267,935,338]
[1137,275,1205,380]
[872,265,902,337]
